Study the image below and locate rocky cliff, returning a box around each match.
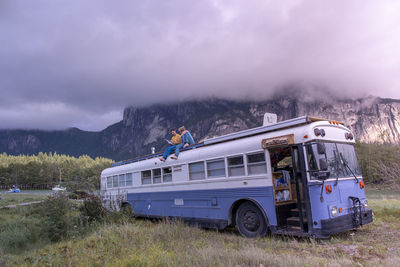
[1,89,400,160]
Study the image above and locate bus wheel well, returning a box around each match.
[229,199,269,227]
[121,201,133,216]
[121,201,130,207]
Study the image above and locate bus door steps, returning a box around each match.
[287,216,307,227]
[290,208,306,217]
[275,227,308,237]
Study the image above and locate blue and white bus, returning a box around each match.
[100,114,373,238]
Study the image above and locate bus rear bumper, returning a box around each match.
[317,209,373,238]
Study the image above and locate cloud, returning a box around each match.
[0,0,400,130]
[0,102,122,131]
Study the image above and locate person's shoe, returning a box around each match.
[170,155,178,160]
[159,157,166,162]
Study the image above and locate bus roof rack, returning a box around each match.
[112,116,329,167]
[204,116,322,145]
[111,143,204,167]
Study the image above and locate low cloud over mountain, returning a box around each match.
[1,1,400,130]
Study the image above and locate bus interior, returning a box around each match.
[269,145,308,233]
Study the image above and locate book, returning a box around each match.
[165,139,173,145]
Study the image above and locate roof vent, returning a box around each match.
[263,113,277,126]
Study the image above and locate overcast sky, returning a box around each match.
[1,0,400,131]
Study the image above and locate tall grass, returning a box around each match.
[0,194,122,254]
[1,191,400,266]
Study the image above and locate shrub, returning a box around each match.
[0,216,43,252]
[31,194,80,242]
[79,194,107,223]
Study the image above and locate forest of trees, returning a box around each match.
[0,152,113,191]
[355,142,400,188]
[0,142,398,191]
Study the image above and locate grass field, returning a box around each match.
[0,191,51,207]
[1,189,399,267]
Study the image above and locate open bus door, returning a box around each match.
[290,145,312,234]
[263,136,311,236]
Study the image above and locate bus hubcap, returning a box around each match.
[243,211,260,231]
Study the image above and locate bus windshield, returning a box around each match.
[306,142,362,180]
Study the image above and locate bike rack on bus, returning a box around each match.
[349,196,363,228]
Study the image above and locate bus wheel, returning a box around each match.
[236,202,267,238]
[121,203,133,216]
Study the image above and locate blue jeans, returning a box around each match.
[175,143,184,157]
[163,145,177,159]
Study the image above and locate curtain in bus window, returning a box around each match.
[107,177,113,188]
[247,153,267,175]
[113,175,119,187]
[207,159,226,178]
[119,174,126,187]
[125,173,133,186]
[189,161,205,180]
[153,169,162,183]
[142,170,152,184]
[228,156,245,176]
[163,167,172,182]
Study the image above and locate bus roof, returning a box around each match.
[111,116,336,167]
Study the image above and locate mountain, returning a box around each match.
[1,89,400,160]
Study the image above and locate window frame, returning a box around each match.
[227,154,245,177]
[119,174,126,187]
[112,175,119,187]
[189,161,206,180]
[206,158,226,179]
[162,167,173,183]
[125,173,133,186]
[141,170,152,185]
[152,168,162,184]
[107,176,113,188]
[246,151,268,176]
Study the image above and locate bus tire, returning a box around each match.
[236,202,267,238]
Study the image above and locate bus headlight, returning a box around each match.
[363,199,368,208]
[331,206,338,217]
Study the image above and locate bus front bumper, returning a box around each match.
[318,209,373,237]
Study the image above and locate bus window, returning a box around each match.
[126,173,133,186]
[119,174,126,187]
[153,169,162,184]
[107,177,112,188]
[162,167,172,182]
[247,152,267,175]
[207,158,226,178]
[112,175,119,187]
[142,170,152,184]
[336,143,361,175]
[307,142,361,180]
[189,161,205,180]
[228,155,245,176]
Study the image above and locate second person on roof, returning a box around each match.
[170,126,194,160]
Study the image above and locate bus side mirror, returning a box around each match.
[319,158,328,171]
[317,158,330,180]
[317,143,326,154]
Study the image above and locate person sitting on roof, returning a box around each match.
[159,129,181,162]
[171,126,195,160]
